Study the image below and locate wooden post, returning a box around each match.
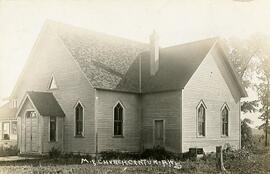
[265,79,269,146]
[216,146,226,172]
[189,148,197,161]
[95,131,98,161]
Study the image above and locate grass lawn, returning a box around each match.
[0,152,269,174]
[0,141,269,174]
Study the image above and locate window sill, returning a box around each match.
[197,135,206,138]
[221,135,229,138]
[48,140,57,143]
[113,135,124,138]
[74,135,85,138]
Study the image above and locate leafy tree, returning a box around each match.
[241,118,253,148]
[223,34,270,147]
[221,36,259,113]
[220,35,262,148]
[236,34,270,146]
[241,100,259,114]
[256,54,270,146]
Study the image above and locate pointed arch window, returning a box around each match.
[75,102,84,136]
[114,103,123,136]
[197,101,206,137]
[221,105,229,136]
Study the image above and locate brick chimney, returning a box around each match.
[149,30,159,75]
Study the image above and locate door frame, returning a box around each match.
[24,109,38,153]
[152,119,165,148]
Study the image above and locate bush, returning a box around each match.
[100,146,200,161]
[0,145,18,157]
[48,147,61,158]
[223,148,250,161]
[100,150,140,160]
[100,146,176,160]
[141,146,176,160]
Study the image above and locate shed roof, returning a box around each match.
[26,91,65,117]
[0,103,17,120]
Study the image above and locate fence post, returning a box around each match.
[189,148,197,161]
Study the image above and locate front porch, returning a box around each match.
[16,91,65,155]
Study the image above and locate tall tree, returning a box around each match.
[244,33,270,146]
[256,55,270,146]
[221,36,259,113]
[241,118,253,148]
[223,34,270,146]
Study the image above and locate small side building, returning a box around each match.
[0,102,17,147]
[17,91,65,154]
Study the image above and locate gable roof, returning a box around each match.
[215,43,248,97]
[0,103,17,119]
[50,22,223,93]
[51,21,148,93]
[20,91,65,117]
[141,38,217,92]
[10,21,247,98]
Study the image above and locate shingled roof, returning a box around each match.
[0,103,17,119]
[14,21,244,96]
[26,91,65,117]
[51,22,148,93]
[141,38,217,92]
[49,22,221,93]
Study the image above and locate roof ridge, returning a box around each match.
[162,37,218,50]
[27,91,52,94]
[46,19,149,46]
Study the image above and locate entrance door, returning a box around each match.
[25,111,38,152]
[154,120,164,147]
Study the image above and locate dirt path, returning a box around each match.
[0,156,38,162]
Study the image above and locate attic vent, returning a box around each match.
[49,75,58,90]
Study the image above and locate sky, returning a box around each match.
[0,0,269,127]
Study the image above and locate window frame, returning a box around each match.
[113,102,124,138]
[74,101,84,137]
[221,103,230,137]
[196,100,207,137]
[2,121,10,140]
[11,121,17,135]
[152,119,166,147]
[49,116,57,142]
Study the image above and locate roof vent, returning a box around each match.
[149,30,159,76]
[49,75,58,90]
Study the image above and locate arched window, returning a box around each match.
[197,102,206,137]
[49,116,56,142]
[26,111,36,118]
[114,103,123,136]
[221,106,229,136]
[75,102,83,136]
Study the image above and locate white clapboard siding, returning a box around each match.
[95,90,141,152]
[182,46,241,153]
[142,91,182,153]
[15,24,96,154]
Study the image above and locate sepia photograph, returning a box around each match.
[0,0,270,173]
